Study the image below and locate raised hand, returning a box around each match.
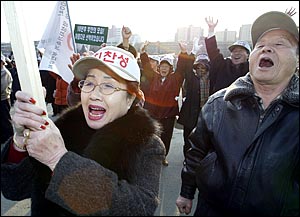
[205,16,218,33]
[178,41,188,54]
[68,53,81,71]
[68,53,82,93]
[191,37,201,55]
[100,43,107,48]
[140,41,150,53]
[285,7,296,16]
[122,25,132,40]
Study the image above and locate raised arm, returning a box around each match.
[139,41,156,81]
[117,26,137,58]
[285,7,296,16]
[205,16,218,38]
[121,26,132,50]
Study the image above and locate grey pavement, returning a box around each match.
[154,125,196,216]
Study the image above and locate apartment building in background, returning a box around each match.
[2,23,252,58]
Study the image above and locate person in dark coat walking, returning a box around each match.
[1,54,13,144]
[205,16,251,95]
[39,69,56,114]
[177,51,210,158]
[7,60,21,106]
[176,11,299,216]
[1,46,165,216]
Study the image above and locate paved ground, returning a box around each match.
[154,125,196,216]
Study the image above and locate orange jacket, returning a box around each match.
[49,72,68,106]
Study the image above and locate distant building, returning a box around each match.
[130,34,142,46]
[106,25,141,46]
[107,25,122,44]
[2,23,255,58]
[2,40,248,61]
[215,29,237,43]
[239,24,251,42]
[175,25,204,42]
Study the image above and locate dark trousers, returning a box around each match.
[1,99,13,144]
[159,116,176,157]
[183,126,194,158]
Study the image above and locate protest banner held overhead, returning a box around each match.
[37,1,75,84]
[74,24,108,46]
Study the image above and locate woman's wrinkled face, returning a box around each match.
[249,29,298,86]
[81,68,133,129]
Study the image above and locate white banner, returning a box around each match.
[38,1,74,84]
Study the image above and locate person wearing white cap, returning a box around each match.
[177,49,210,158]
[177,11,299,216]
[66,26,139,107]
[139,41,160,109]
[1,53,14,144]
[148,55,160,71]
[140,41,186,166]
[2,46,165,215]
[204,16,251,95]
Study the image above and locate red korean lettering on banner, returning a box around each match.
[103,51,117,63]
[94,52,102,59]
[118,55,129,68]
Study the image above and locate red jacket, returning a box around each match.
[49,72,68,106]
[140,52,186,119]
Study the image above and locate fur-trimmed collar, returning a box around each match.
[224,73,299,107]
[55,105,162,181]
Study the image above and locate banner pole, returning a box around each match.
[3,1,47,114]
[66,1,77,53]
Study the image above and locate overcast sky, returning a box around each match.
[1,1,299,43]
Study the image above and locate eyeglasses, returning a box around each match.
[78,80,127,95]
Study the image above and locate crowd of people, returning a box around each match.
[1,8,299,216]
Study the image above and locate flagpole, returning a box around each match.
[66,1,77,53]
[3,1,47,113]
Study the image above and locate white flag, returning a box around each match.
[38,1,74,84]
